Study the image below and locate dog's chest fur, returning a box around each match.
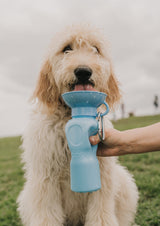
[49,108,92,225]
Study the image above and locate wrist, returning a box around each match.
[118,130,134,155]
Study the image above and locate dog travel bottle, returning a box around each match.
[62,91,109,193]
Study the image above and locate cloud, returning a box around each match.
[0,88,30,137]
[0,0,160,136]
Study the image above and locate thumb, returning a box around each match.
[89,133,100,145]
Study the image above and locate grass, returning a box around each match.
[114,115,160,226]
[0,136,24,226]
[0,114,160,226]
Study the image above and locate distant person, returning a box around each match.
[153,95,159,112]
[121,102,125,118]
[90,122,160,156]
[112,111,116,122]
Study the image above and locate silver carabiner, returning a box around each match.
[97,112,105,142]
[97,101,109,142]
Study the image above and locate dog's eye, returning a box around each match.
[62,45,72,53]
[93,46,100,54]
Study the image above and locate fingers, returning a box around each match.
[90,135,118,156]
[90,128,125,157]
[89,128,116,146]
[89,133,100,145]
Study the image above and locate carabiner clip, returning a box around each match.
[97,101,109,141]
[97,112,105,142]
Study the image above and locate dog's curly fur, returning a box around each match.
[17,25,139,226]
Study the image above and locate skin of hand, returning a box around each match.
[90,128,126,157]
[89,123,160,157]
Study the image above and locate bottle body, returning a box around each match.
[62,90,109,193]
[65,117,101,192]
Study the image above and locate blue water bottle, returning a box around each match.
[62,91,109,193]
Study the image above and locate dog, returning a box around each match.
[17,25,139,226]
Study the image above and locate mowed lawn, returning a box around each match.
[0,115,160,226]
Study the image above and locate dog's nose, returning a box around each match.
[74,66,92,82]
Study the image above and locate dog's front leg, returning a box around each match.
[18,178,64,226]
[84,191,119,226]
[84,158,119,226]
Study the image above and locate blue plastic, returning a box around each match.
[62,91,109,193]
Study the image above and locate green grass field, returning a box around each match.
[0,115,160,226]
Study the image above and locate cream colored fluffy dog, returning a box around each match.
[17,25,138,226]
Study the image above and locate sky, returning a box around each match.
[0,0,160,137]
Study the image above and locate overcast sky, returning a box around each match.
[0,0,160,137]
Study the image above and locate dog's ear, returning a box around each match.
[105,65,121,109]
[31,60,59,112]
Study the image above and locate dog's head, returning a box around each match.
[32,25,121,113]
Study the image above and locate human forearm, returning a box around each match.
[120,122,160,154]
[90,122,160,156]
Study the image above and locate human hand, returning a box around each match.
[90,122,160,156]
[89,128,127,157]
